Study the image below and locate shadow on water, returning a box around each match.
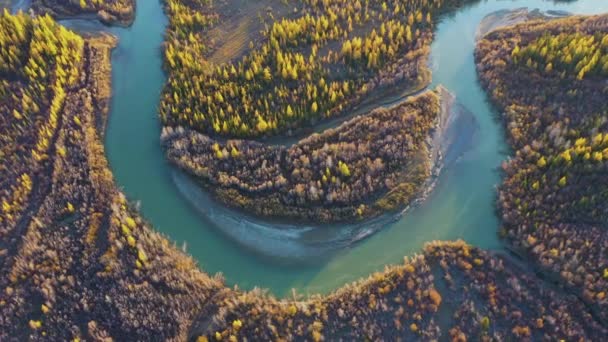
[13,0,608,296]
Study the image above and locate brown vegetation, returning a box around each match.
[188,241,606,341]
[476,14,608,322]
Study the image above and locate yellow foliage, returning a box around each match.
[57,146,66,157]
[137,249,148,263]
[127,235,136,247]
[593,152,603,162]
[338,161,350,177]
[29,320,42,329]
[126,217,137,228]
[575,137,587,147]
[121,224,131,236]
[12,109,22,120]
[561,149,572,162]
[536,156,546,168]
[531,181,540,191]
[230,147,239,158]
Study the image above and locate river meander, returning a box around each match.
[11,0,608,297]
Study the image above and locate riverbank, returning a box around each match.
[187,240,607,341]
[477,8,541,39]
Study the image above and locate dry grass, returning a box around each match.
[207,0,291,64]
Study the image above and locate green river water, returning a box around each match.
[16,0,608,297]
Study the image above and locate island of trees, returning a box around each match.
[476,13,608,323]
[31,0,135,26]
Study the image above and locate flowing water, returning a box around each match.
[12,0,608,296]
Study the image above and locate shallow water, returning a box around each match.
[15,0,608,296]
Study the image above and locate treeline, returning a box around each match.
[476,14,608,322]
[31,0,135,26]
[160,0,477,138]
[162,90,440,222]
[0,10,83,234]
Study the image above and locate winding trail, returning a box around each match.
[13,0,608,297]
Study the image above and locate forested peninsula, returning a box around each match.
[163,90,446,223]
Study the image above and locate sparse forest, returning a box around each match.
[476,14,608,323]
